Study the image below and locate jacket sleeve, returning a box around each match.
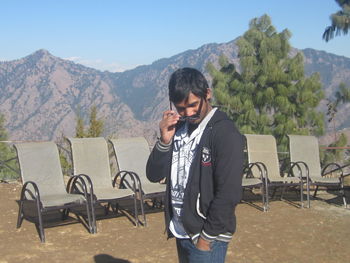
[146,140,172,183]
[201,121,244,240]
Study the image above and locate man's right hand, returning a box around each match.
[159,110,179,145]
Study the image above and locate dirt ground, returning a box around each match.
[1,182,350,263]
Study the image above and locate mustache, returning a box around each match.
[178,114,200,122]
[170,98,204,122]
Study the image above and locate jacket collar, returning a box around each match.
[173,108,217,143]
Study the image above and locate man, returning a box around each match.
[146,67,243,263]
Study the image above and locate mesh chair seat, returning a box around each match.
[92,187,134,200]
[311,176,340,184]
[39,193,85,207]
[141,183,166,195]
[242,178,262,187]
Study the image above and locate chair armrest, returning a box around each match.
[287,162,306,180]
[67,174,94,196]
[113,170,140,193]
[322,163,344,177]
[243,162,267,181]
[20,181,42,208]
[67,174,95,205]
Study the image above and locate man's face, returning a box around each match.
[172,91,212,125]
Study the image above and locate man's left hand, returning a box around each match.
[196,237,211,251]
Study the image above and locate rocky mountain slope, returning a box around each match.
[0,50,150,141]
[0,39,349,143]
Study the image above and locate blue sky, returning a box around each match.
[1,0,348,72]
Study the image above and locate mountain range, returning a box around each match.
[0,39,350,144]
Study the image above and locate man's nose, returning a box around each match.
[185,108,195,116]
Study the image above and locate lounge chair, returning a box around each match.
[244,134,305,208]
[109,137,166,210]
[15,141,94,242]
[287,135,348,208]
[242,161,269,211]
[67,137,143,231]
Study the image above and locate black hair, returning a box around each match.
[168,68,209,103]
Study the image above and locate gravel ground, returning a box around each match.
[1,182,350,263]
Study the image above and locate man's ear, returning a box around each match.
[206,89,212,101]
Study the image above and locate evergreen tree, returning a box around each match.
[74,105,104,138]
[75,107,86,138]
[88,105,104,137]
[335,82,350,104]
[208,14,324,150]
[323,82,350,165]
[0,113,8,142]
[56,132,72,177]
[326,82,350,130]
[323,0,350,41]
[321,133,349,165]
[0,113,18,180]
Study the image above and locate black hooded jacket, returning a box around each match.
[146,109,243,241]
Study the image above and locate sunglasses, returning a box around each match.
[169,98,204,122]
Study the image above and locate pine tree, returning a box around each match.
[74,105,104,138]
[323,82,350,164]
[327,82,350,130]
[56,132,72,177]
[0,113,8,142]
[208,14,324,150]
[323,0,350,41]
[87,105,104,137]
[0,113,18,180]
[75,107,86,138]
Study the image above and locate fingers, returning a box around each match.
[162,110,177,119]
[162,110,179,123]
[160,118,178,130]
[159,110,179,145]
[160,110,179,132]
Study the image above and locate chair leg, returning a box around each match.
[306,180,311,208]
[105,203,111,215]
[300,181,304,208]
[280,186,286,200]
[313,186,319,198]
[112,203,119,213]
[265,183,269,211]
[84,200,94,234]
[133,194,139,227]
[17,201,24,229]
[36,207,45,243]
[271,187,277,199]
[91,201,97,234]
[152,198,157,208]
[342,190,348,208]
[139,192,147,226]
[61,208,70,220]
[260,186,265,211]
[340,179,348,208]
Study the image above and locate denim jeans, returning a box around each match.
[176,238,228,263]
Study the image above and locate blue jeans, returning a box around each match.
[176,238,228,263]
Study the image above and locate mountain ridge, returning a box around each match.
[0,39,349,144]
